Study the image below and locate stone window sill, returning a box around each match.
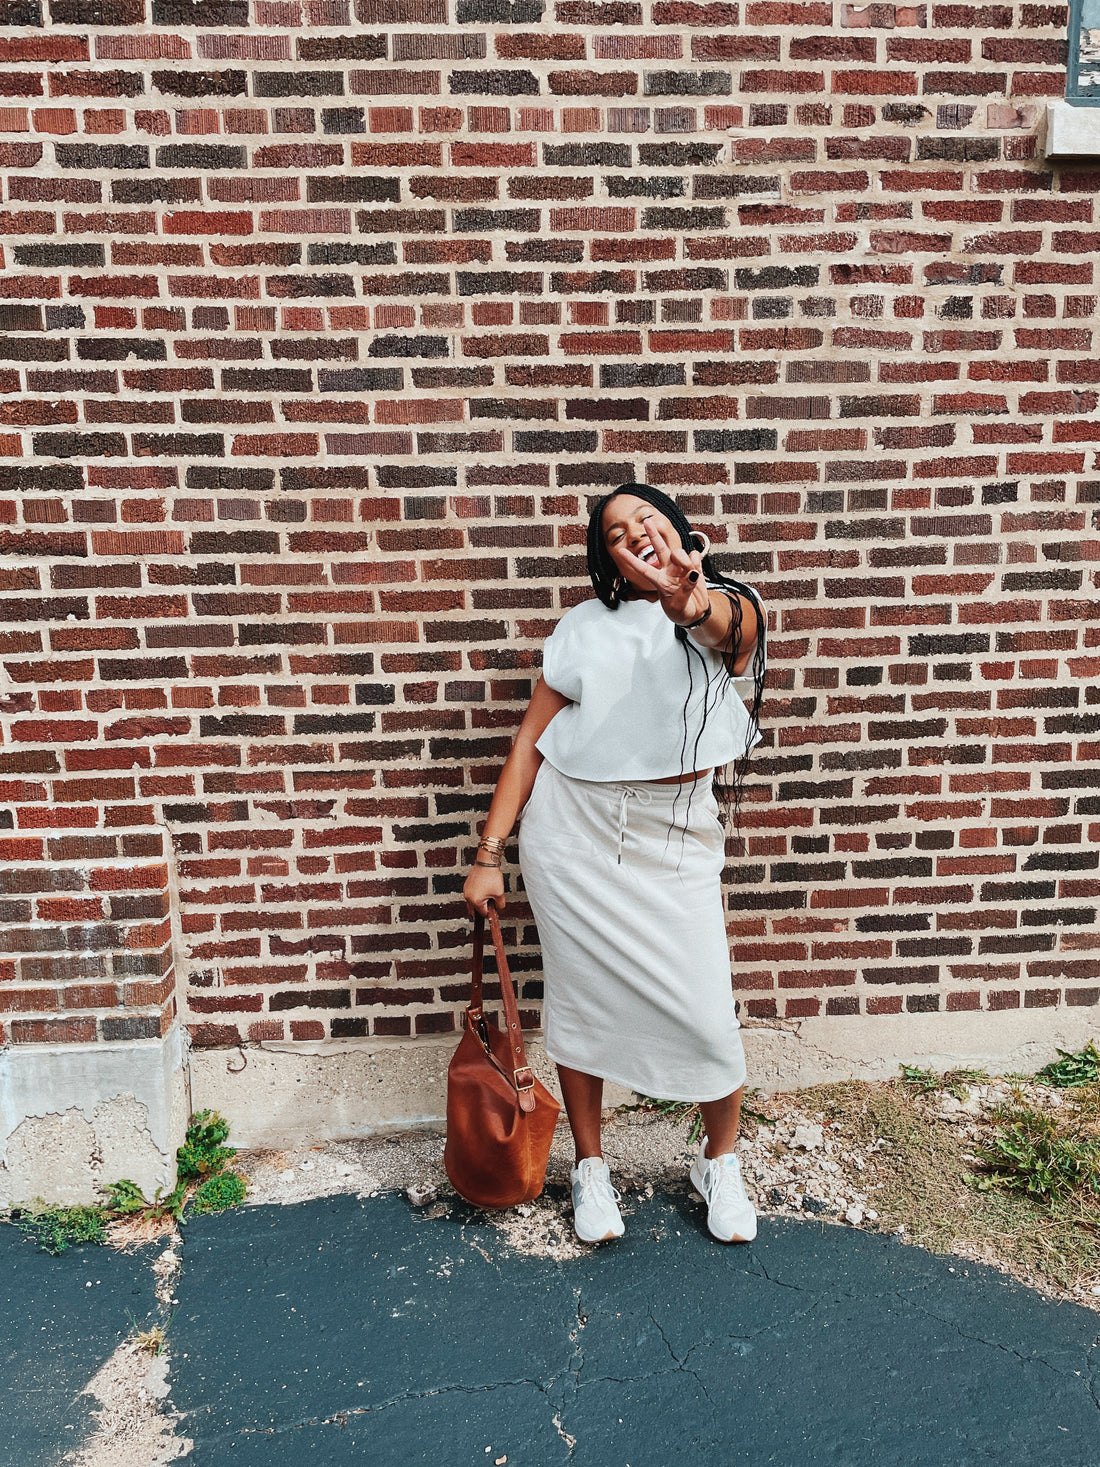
[1045,100,1100,158]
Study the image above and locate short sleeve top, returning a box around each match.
[535,585,765,783]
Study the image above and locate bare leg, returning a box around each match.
[557,1064,605,1163]
[699,1085,744,1158]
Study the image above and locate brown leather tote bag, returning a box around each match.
[444,910,560,1209]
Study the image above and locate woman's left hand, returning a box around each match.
[616,520,711,627]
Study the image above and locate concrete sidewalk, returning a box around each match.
[5,1187,1100,1467]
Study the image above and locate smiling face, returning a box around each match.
[601,492,678,597]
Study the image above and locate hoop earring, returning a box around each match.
[691,530,711,557]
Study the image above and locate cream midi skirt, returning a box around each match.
[517,761,746,1103]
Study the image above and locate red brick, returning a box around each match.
[888,39,972,62]
[747,0,831,16]
[352,142,442,166]
[165,211,254,236]
[881,170,964,192]
[451,142,536,167]
[0,38,88,61]
[923,201,1003,223]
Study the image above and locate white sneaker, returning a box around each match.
[570,1157,625,1243]
[690,1144,757,1243]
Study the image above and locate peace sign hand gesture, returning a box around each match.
[617,520,711,628]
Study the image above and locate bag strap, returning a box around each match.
[470,911,537,1113]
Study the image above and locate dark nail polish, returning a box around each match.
[688,570,699,583]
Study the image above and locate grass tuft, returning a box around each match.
[802,1077,1100,1296]
[133,1323,168,1357]
[975,1086,1100,1202]
[626,1095,704,1146]
[898,1063,989,1100]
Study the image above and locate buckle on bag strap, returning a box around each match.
[513,1066,535,1092]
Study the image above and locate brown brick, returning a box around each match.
[833,71,919,95]
[11,1016,97,1043]
[741,69,826,94]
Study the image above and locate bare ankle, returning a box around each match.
[704,1137,737,1160]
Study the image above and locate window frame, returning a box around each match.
[1066,0,1100,106]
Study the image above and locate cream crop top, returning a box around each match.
[535,586,766,783]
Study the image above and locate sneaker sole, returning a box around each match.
[571,1191,624,1243]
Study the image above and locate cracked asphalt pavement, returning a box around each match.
[6,1188,1100,1466]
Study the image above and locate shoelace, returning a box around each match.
[704,1156,746,1206]
[575,1163,622,1207]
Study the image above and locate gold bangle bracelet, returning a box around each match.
[474,860,501,869]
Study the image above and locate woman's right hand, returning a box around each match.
[463,864,506,917]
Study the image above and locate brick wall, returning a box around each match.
[0,0,1097,1062]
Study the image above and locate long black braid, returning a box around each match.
[585,482,768,844]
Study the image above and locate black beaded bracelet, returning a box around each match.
[680,602,713,631]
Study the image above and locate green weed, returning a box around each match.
[107,1111,244,1220]
[176,1110,236,1181]
[103,1177,188,1221]
[1036,1041,1100,1089]
[190,1172,247,1214]
[14,1202,107,1256]
[101,1178,150,1215]
[156,1182,189,1221]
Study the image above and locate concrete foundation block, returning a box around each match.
[189,1033,635,1149]
[745,1009,1100,1093]
[0,1025,189,1209]
[188,1005,1098,1149]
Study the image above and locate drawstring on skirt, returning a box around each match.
[615,784,653,864]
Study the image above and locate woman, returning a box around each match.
[462,483,766,1245]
